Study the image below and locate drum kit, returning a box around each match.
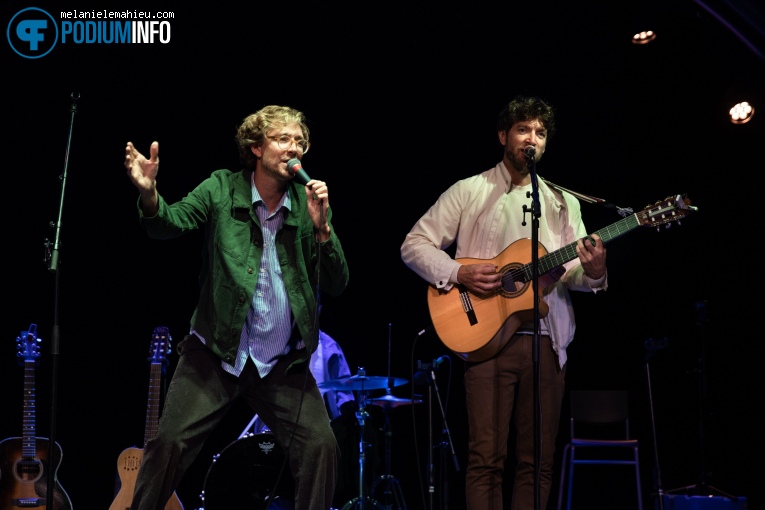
[319,368,422,510]
[199,368,421,510]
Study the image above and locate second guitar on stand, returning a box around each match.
[109,326,184,510]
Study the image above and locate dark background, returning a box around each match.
[2,1,763,509]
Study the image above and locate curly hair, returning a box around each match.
[496,95,556,140]
[235,105,310,169]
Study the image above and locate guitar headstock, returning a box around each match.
[637,194,697,231]
[16,323,41,365]
[149,326,172,365]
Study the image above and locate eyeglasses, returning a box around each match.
[266,135,310,153]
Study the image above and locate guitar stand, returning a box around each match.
[341,387,385,510]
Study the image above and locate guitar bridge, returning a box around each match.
[14,498,45,507]
[458,287,478,326]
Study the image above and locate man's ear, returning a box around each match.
[250,144,263,159]
[498,130,507,145]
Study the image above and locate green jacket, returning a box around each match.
[139,168,349,368]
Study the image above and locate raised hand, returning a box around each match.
[124,141,160,215]
[125,141,159,193]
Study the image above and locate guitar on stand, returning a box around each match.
[0,324,72,510]
[109,326,184,510]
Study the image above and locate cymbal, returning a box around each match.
[368,394,423,408]
[318,375,407,391]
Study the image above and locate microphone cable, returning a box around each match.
[261,180,325,510]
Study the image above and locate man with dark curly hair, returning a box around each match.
[401,95,607,509]
[123,104,349,510]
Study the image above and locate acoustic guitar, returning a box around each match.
[0,324,72,510]
[427,194,696,362]
[109,326,184,510]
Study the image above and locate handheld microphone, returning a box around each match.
[523,145,536,158]
[287,158,311,185]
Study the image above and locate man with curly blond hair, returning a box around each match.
[124,104,350,510]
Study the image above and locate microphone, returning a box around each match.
[417,325,434,337]
[644,337,668,352]
[433,355,449,368]
[287,158,311,185]
[523,145,536,158]
[413,355,450,385]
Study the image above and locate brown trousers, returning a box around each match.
[465,334,566,510]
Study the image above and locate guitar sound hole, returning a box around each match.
[16,459,42,480]
[499,264,526,297]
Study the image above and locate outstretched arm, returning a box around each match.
[124,141,160,216]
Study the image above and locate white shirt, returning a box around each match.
[400,161,607,368]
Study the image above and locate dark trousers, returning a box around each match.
[464,334,566,510]
[132,334,338,510]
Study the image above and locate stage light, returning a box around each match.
[729,101,755,124]
[724,78,760,125]
[632,30,657,44]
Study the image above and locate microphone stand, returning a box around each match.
[377,323,407,510]
[644,337,668,510]
[43,92,80,510]
[665,300,736,501]
[415,359,459,510]
[433,371,459,510]
[427,379,434,510]
[522,149,542,510]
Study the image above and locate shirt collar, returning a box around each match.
[498,161,513,193]
[250,171,292,213]
[497,161,566,210]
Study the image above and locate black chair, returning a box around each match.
[556,390,643,510]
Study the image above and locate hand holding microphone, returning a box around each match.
[287,158,331,240]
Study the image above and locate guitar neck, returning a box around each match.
[523,212,640,280]
[143,328,172,448]
[21,358,36,459]
[144,361,162,448]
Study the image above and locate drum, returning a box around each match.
[201,433,295,509]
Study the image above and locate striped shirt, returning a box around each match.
[193,175,299,378]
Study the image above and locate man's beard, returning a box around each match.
[507,150,530,175]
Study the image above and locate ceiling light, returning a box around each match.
[632,30,657,44]
[729,101,755,124]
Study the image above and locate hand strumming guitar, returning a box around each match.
[457,263,502,297]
